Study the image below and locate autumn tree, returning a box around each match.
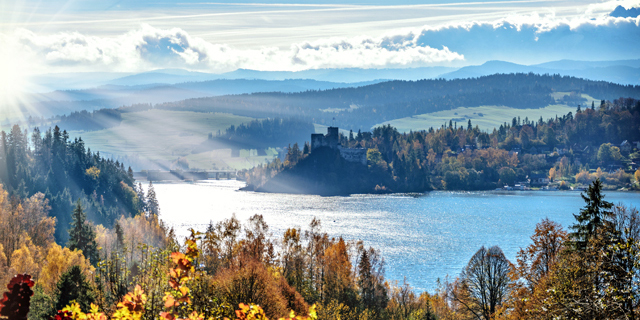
[452,246,512,320]
[510,219,567,319]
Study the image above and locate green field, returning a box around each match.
[73,109,276,170]
[377,104,577,132]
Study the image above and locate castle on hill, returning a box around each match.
[311,127,367,165]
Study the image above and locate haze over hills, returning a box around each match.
[440,60,640,85]
[26,58,640,93]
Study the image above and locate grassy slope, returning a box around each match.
[73,109,273,170]
[378,104,576,132]
[377,93,598,133]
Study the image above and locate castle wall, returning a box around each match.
[311,127,367,165]
[338,146,367,165]
[311,134,325,150]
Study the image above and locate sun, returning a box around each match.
[0,38,33,122]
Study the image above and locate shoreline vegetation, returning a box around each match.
[1,179,639,319]
[241,98,640,196]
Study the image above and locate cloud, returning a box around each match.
[3,2,640,74]
[399,14,640,64]
[610,5,640,17]
[2,24,464,74]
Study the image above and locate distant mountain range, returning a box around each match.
[12,58,640,120]
[27,58,640,93]
[439,60,640,85]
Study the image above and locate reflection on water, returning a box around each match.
[149,180,640,292]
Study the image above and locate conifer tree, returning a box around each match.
[147,181,159,215]
[55,265,95,312]
[68,200,98,264]
[569,179,613,251]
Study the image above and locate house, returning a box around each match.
[529,174,550,186]
[621,140,632,154]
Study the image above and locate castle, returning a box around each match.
[311,127,367,165]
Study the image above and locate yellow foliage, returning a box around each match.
[10,241,40,278]
[38,243,95,294]
[548,167,556,181]
[635,169,640,183]
[575,169,592,184]
[594,167,605,180]
[86,166,101,180]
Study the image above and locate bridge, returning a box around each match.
[134,170,237,182]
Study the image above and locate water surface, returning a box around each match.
[150,180,640,292]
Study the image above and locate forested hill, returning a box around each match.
[0,125,143,243]
[155,73,640,130]
[243,97,640,194]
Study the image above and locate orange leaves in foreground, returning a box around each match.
[231,303,316,320]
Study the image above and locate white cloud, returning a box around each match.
[2,0,640,74]
[1,24,465,73]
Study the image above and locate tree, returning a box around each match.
[147,181,159,216]
[68,200,98,264]
[569,179,613,251]
[498,167,516,186]
[634,169,640,184]
[597,143,622,164]
[55,265,95,313]
[454,246,512,320]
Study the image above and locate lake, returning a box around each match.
[149,180,640,292]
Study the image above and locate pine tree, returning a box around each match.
[147,181,159,215]
[68,200,98,264]
[569,179,613,251]
[55,265,95,312]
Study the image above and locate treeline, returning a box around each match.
[0,125,143,243]
[154,73,640,130]
[54,108,122,131]
[244,97,640,193]
[209,118,315,149]
[442,180,640,318]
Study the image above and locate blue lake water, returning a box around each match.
[151,180,640,292]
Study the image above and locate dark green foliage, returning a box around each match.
[0,274,35,320]
[569,179,614,251]
[55,266,95,312]
[0,124,141,244]
[212,118,315,149]
[68,200,99,264]
[28,285,57,320]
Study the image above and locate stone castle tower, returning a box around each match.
[310,127,367,165]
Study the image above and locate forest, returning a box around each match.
[0,177,638,320]
[154,73,640,130]
[243,97,640,194]
[197,118,315,152]
[0,125,141,243]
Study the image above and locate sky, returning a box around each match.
[0,0,639,79]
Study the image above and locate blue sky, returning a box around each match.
[0,0,639,76]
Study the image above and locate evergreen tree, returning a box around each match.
[147,181,159,215]
[68,200,98,264]
[55,265,95,312]
[569,179,614,251]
